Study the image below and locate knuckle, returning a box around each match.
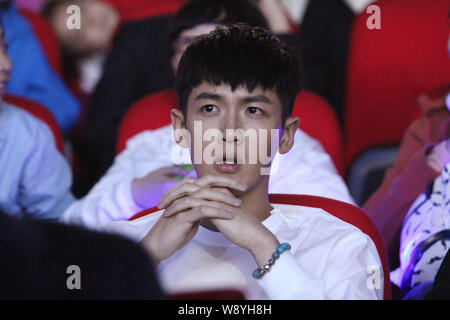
[198,205,210,215]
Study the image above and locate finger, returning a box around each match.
[158,180,200,209]
[164,197,239,218]
[196,175,247,191]
[180,205,235,223]
[191,187,241,207]
[160,183,242,211]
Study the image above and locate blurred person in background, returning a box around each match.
[0,16,75,220]
[363,87,450,299]
[43,0,185,195]
[298,0,376,119]
[0,209,164,299]
[0,0,80,132]
[363,21,450,298]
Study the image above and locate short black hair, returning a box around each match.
[167,0,269,59]
[175,24,302,124]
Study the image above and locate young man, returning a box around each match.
[0,18,75,219]
[78,0,310,185]
[101,24,383,300]
[61,0,353,228]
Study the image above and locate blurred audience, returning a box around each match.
[43,0,184,192]
[0,18,75,220]
[364,86,450,298]
[42,0,184,97]
[0,0,80,132]
[60,0,354,229]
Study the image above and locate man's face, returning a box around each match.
[171,23,220,73]
[174,82,289,193]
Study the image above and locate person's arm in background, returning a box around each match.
[253,0,291,34]
[2,3,80,132]
[20,115,75,220]
[363,111,450,253]
[60,128,191,229]
[253,0,300,51]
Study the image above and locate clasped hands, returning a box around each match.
[140,175,279,266]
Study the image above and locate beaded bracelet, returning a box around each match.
[252,242,291,279]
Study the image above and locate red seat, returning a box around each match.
[3,94,64,154]
[129,194,391,300]
[291,90,344,174]
[19,9,62,76]
[344,0,450,168]
[116,89,344,175]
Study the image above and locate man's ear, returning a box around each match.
[171,108,190,148]
[278,116,299,154]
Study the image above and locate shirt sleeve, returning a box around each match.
[257,230,383,300]
[61,127,179,229]
[19,121,75,220]
[60,145,145,229]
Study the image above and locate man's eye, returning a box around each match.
[246,106,263,114]
[201,105,218,113]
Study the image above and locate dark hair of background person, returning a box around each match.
[176,23,302,124]
[165,0,269,61]
[0,213,165,299]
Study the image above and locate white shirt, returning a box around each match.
[61,125,354,228]
[101,203,383,300]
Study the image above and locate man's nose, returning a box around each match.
[221,113,243,144]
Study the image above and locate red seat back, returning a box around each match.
[291,90,344,174]
[4,94,64,154]
[116,89,176,154]
[116,89,344,174]
[344,0,450,167]
[129,194,391,300]
[19,9,62,76]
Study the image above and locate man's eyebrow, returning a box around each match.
[242,95,272,104]
[194,92,222,101]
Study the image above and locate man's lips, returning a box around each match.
[214,162,241,173]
